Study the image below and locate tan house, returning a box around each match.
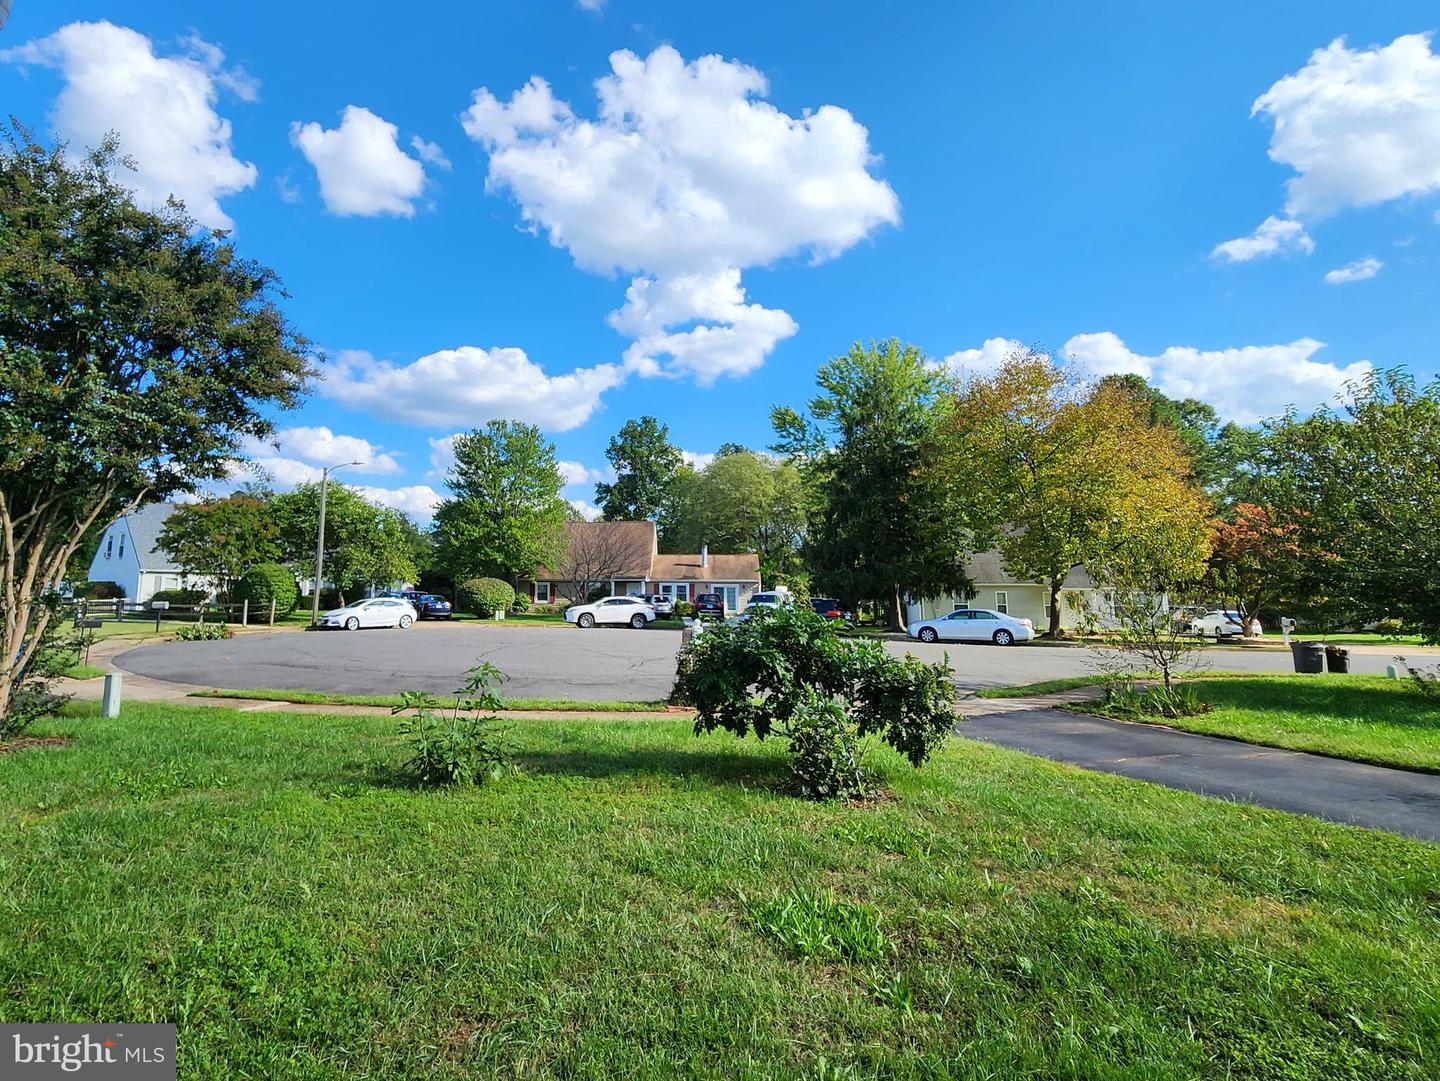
[522,521,763,612]
[905,549,1113,630]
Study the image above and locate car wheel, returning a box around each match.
[577,613,595,629]
[993,629,1014,646]
[630,613,648,629]
[344,616,360,631]
[399,615,413,629]
[918,627,939,644]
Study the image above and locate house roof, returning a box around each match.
[124,502,183,572]
[651,552,761,583]
[966,549,1095,589]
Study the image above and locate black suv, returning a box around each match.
[692,592,726,620]
[398,590,453,620]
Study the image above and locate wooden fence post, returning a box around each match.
[241,600,249,626]
[269,598,276,625]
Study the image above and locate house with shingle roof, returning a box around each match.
[905,548,1110,630]
[86,502,209,602]
[523,520,762,612]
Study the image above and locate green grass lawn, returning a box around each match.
[1073,675,1440,774]
[1,703,1436,1078]
[190,688,674,712]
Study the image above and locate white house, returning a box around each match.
[87,503,204,603]
[906,549,1116,630]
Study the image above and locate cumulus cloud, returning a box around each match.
[354,484,444,521]
[320,347,623,432]
[1255,33,1440,219]
[263,426,402,474]
[291,105,427,217]
[1324,256,1383,284]
[1212,215,1314,263]
[936,337,1029,379]
[1062,331,1371,424]
[2,21,258,229]
[680,450,716,472]
[461,45,897,382]
[409,135,451,170]
[568,499,603,521]
[558,460,612,487]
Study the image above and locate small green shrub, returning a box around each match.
[298,589,342,612]
[148,588,208,606]
[509,592,531,614]
[741,887,891,963]
[1102,680,1209,718]
[173,622,233,642]
[234,563,299,616]
[85,580,125,599]
[673,600,694,619]
[458,577,516,617]
[1375,617,1407,641]
[395,661,511,787]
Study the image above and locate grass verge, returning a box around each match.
[1068,674,1440,773]
[0,702,1434,1077]
[189,688,675,712]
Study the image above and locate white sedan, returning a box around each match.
[1185,609,1246,639]
[908,608,1034,646]
[566,595,657,629]
[319,597,418,631]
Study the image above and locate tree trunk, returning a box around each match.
[1048,578,1064,637]
[889,586,908,633]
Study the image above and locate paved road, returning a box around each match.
[962,707,1440,840]
[115,621,1414,701]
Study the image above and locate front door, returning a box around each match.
[720,585,739,612]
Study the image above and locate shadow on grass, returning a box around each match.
[515,744,793,790]
[1198,677,1440,727]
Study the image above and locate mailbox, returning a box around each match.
[150,600,171,610]
[79,618,103,630]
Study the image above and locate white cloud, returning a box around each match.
[558,460,612,487]
[1324,256,1383,284]
[461,46,897,382]
[354,484,444,521]
[320,347,623,432]
[243,454,323,487]
[936,337,1029,379]
[1062,331,1371,424]
[291,106,427,217]
[609,269,798,383]
[577,0,606,12]
[410,135,451,170]
[2,21,258,229]
[1212,215,1314,263]
[680,450,716,472]
[1254,33,1440,219]
[266,426,402,474]
[275,173,301,204]
[568,499,602,520]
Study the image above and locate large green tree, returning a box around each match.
[272,484,417,605]
[773,339,971,630]
[432,421,568,584]
[595,416,683,521]
[0,130,311,723]
[157,491,280,602]
[659,450,807,586]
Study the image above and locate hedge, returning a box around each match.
[459,577,515,617]
[234,563,300,617]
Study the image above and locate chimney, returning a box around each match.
[701,544,708,568]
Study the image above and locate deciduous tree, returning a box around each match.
[595,416,683,521]
[272,484,417,604]
[157,492,280,602]
[0,129,311,725]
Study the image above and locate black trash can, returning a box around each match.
[1325,645,1350,674]
[1291,640,1325,674]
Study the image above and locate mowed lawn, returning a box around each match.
[1,704,1437,1079]
[1120,676,1440,773]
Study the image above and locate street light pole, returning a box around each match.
[310,461,362,626]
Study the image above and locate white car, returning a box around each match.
[320,596,418,631]
[1185,609,1246,639]
[639,593,675,616]
[566,595,657,629]
[907,608,1034,646]
[747,591,791,610]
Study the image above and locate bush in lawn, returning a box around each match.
[673,600,694,619]
[1375,617,1407,641]
[396,661,511,786]
[459,577,515,617]
[509,592,530,614]
[173,622,233,642]
[148,588,209,607]
[234,563,299,616]
[84,580,125,599]
[298,588,342,612]
[671,605,956,799]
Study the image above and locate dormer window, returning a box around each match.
[118,534,125,559]
[105,535,113,560]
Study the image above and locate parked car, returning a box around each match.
[692,592,727,620]
[907,608,1034,646]
[386,590,454,620]
[565,595,656,629]
[809,597,852,621]
[747,591,790,610]
[319,597,418,631]
[1185,609,1246,639]
[639,593,675,617]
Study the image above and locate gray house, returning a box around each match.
[86,503,204,602]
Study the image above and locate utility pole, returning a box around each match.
[310,461,362,626]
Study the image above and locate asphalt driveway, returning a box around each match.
[962,707,1440,840]
[115,621,1412,701]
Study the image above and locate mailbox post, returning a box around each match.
[151,599,170,632]
[78,618,102,665]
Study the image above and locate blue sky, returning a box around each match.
[4,1,1438,520]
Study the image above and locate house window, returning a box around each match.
[117,534,125,559]
[995,590,1009,614]
[104,535,113,560]
[534,582,551,603]
[1044,595,1052,619]
[659,583,689,602]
